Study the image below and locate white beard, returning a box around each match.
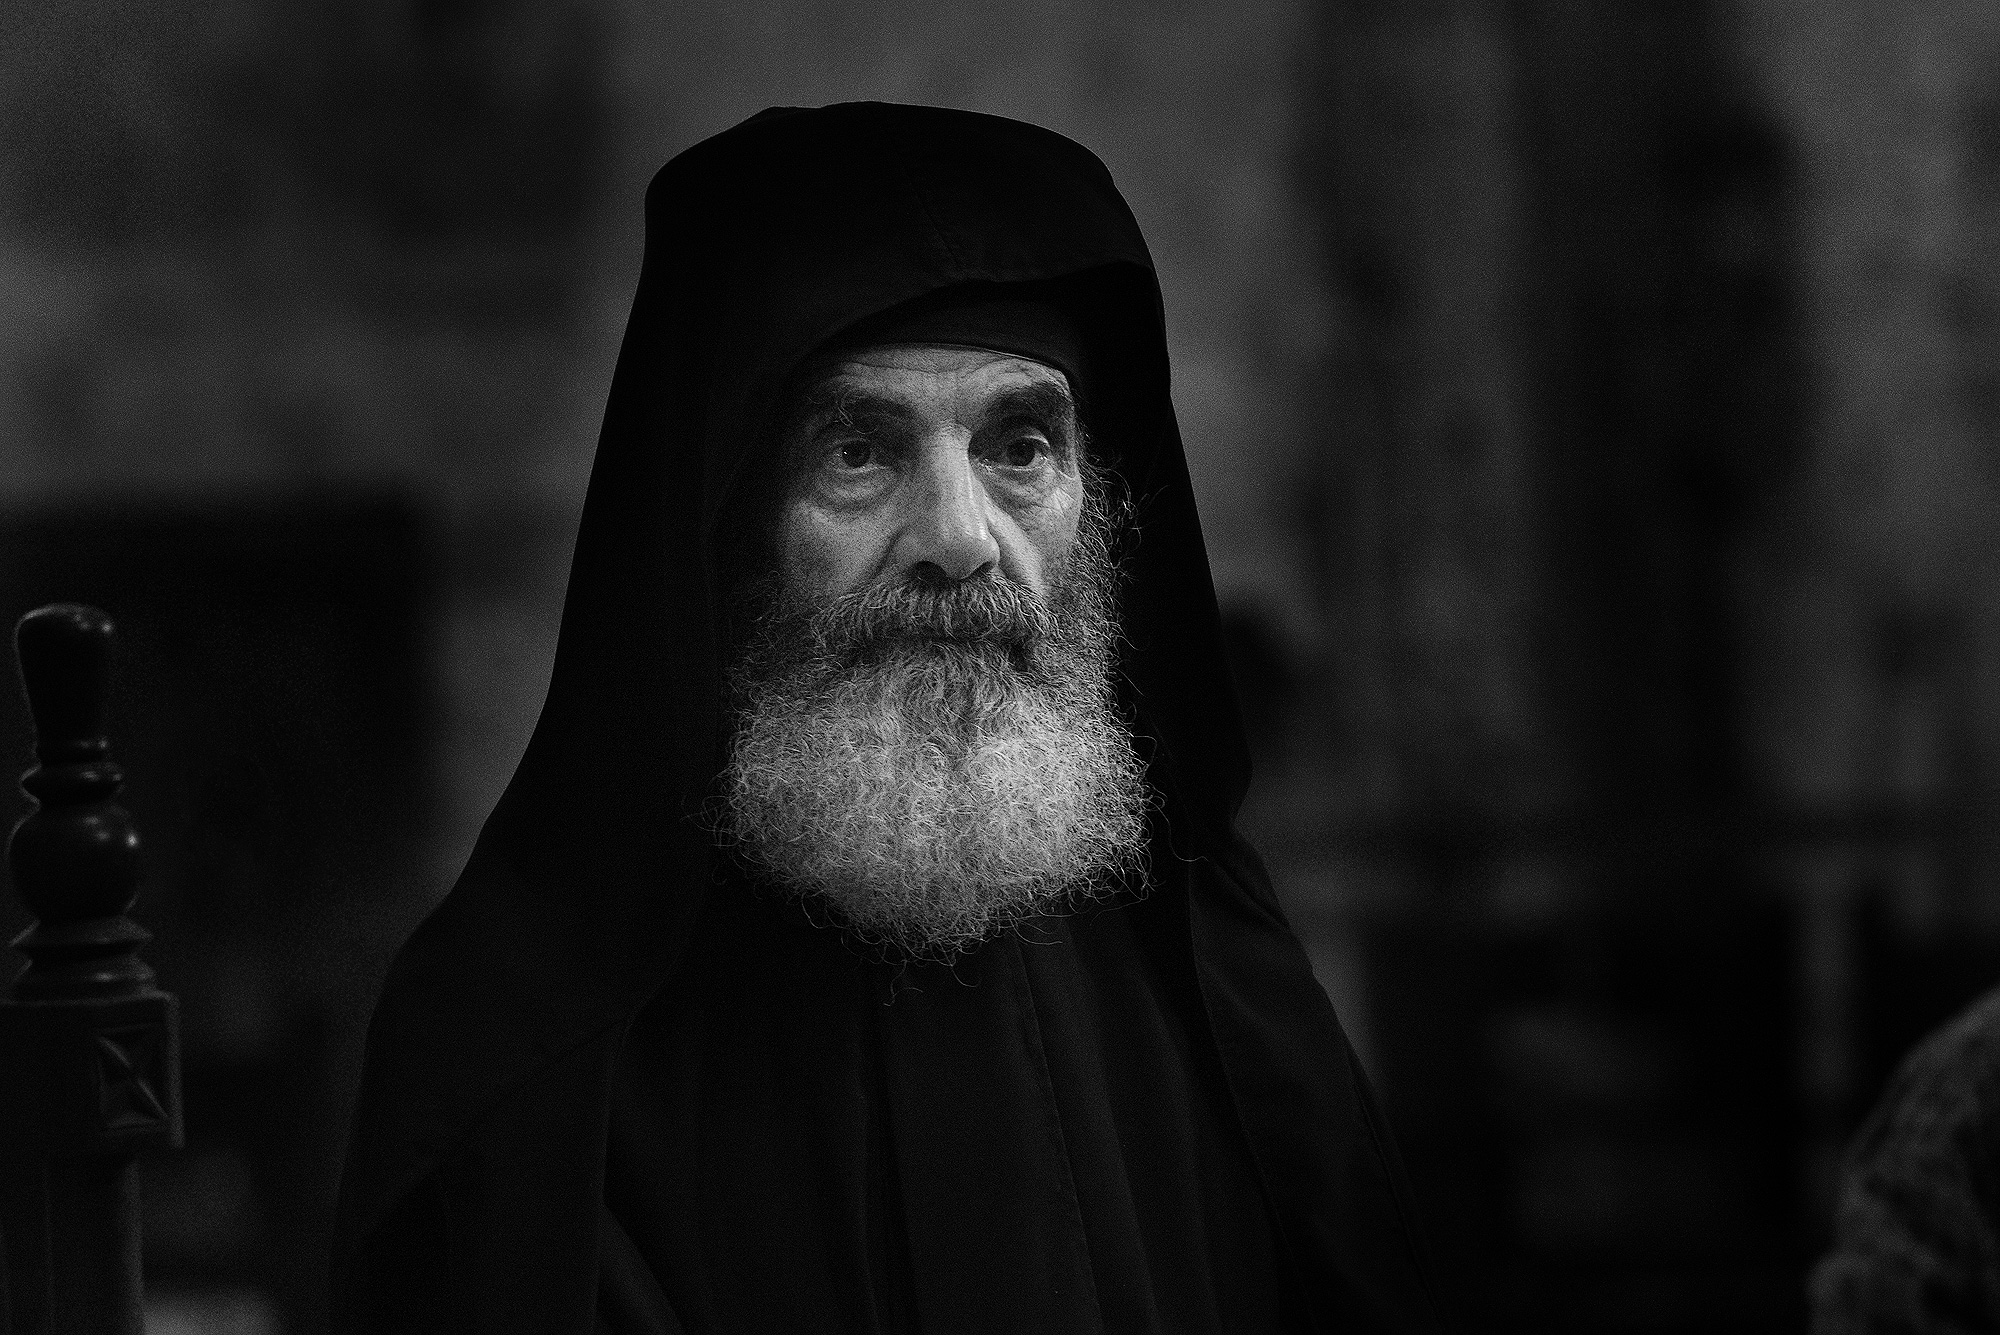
[716,519,1150,960]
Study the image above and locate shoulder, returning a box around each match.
[1846,985,2000,1202]
[332,1018,632,1335]
[1877,987,2000,1141]
[1811,985,2000,1332]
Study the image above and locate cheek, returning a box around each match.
[780,502,889,596]
[1007,479,1085,580]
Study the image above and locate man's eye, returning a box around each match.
[997,436,1047,468]
[833,440,876,470]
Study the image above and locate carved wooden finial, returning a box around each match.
[8,604,149,1001]
[0,604,180,1335]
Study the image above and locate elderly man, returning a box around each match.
[333,103,1442,1334]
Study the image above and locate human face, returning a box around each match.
[775,344,1086,600]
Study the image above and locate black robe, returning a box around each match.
[332,102,1445,1334]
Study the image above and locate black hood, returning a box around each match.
[334,102,1441,1333]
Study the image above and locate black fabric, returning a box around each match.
[332,101,1444,1334]
[600,853,1308,1335]
[823,291,1092,403]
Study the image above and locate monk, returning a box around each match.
[332,102,1444,1334]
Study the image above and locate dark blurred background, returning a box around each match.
[3,1,1996,1331]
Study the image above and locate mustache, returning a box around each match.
[804,575,1059,654]
[726,571,1067,698]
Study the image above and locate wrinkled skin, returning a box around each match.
[775,344,1086,598]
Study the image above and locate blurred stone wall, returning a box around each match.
[0,3,616,1324]
[1736,0,2000,1239]
[1290,0,1549,824]
[1741,0,2000,896]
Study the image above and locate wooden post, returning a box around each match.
[0,605,181,1335]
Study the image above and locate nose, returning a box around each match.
[898,441,1000,583]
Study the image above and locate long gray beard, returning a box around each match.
[717,509,1150,961]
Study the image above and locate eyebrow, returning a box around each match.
[791,387,917,434]
[982,382,1078,433]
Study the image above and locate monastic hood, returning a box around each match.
[333,103,1440,1334]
